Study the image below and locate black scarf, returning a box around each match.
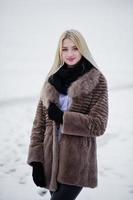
[48,56,94,95]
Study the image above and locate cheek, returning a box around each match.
[62,52,68,60]
[76,52,82,60]
[61,53,66,61]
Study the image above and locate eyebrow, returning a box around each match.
[62,45,77,49]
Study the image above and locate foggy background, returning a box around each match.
[0,0,133,200]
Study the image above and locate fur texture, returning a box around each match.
[41,68,100,108]
[27,67,108,191]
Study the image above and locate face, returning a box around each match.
[61,38,82,66]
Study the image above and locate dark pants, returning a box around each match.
[49,182,83,200]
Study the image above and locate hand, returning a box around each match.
[31,162,45,187]
[48,102,64,124]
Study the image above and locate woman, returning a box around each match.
[27,29,108,200]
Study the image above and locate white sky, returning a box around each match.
[0,0,133,98]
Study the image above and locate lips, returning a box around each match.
[67,58,75,62]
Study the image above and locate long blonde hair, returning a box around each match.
[40,29,98,97]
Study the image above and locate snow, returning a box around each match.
[0,0,133,199]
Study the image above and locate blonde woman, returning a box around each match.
[27,29,108,200]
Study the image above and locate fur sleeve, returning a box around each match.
[27,99,46,165]
[62,77,108,137]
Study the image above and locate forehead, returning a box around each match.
[62,38,76,47]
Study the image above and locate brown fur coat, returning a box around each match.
[27,67,108,191]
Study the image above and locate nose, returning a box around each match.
[67,49,74,57]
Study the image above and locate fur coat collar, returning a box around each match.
[41,67,100,108]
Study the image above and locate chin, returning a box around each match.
[65,60,79,66]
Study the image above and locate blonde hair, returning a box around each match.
[40,29,98,97]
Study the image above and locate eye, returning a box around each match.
[73,47,78,51]
[62,48,68,51]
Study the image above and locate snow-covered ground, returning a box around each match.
[0,87,133,200]
[0,0,133,199]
